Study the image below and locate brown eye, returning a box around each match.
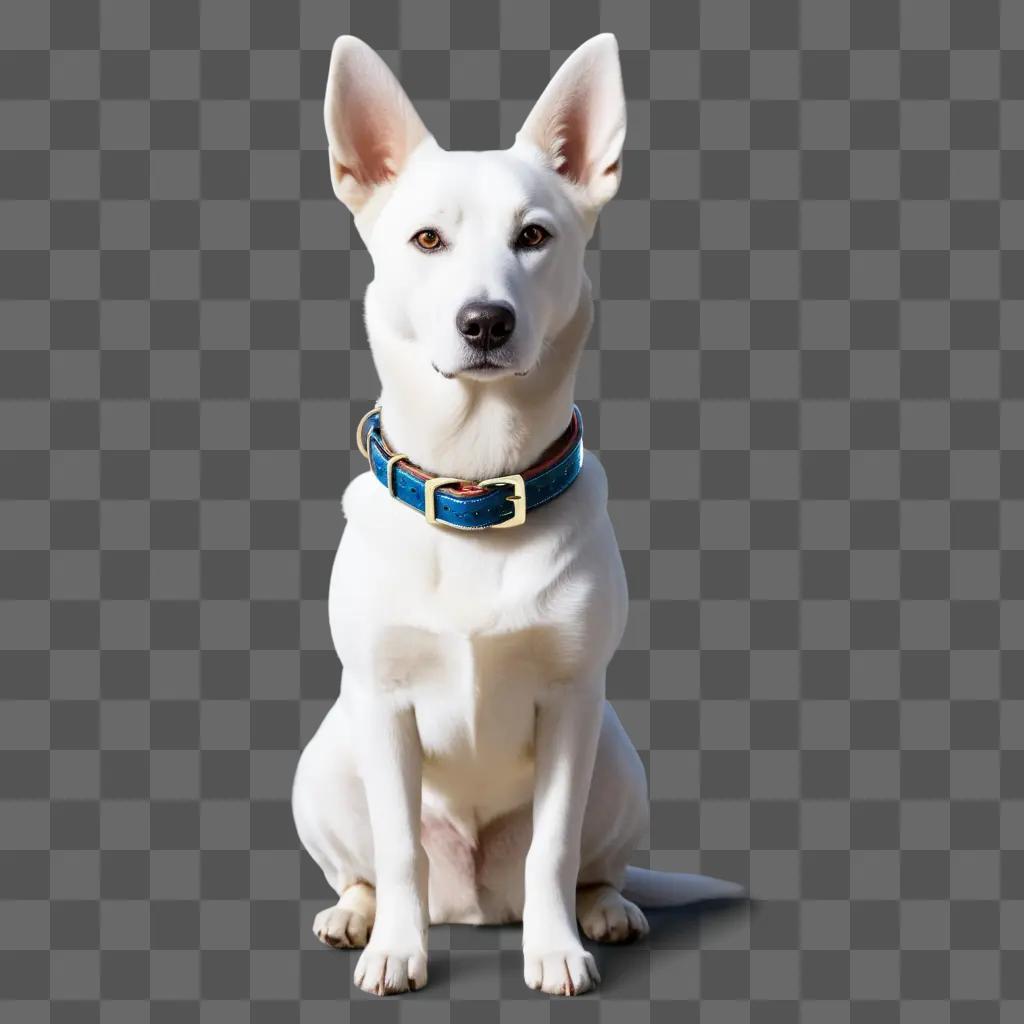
[516,224,550,249]
[412,228,443,251]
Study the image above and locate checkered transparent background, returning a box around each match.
[2,0,1023,1020]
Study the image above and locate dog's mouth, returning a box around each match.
[432,359,529,380]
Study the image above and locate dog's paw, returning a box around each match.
[354,944,428,995]
[577,886,649,944]
[313,904,372,949]
[523,947,600,996]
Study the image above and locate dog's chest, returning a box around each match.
[351,555,585,821]
[331,491,597,799]
[331,475,597,688]
[377,618,573,738]
[330,464,623,819]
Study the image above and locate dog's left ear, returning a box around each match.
[514,34,626,215]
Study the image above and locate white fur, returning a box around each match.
[292,33,742,998]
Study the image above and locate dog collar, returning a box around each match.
[355,405,584,530]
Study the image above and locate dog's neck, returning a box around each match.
[370,282,593,483]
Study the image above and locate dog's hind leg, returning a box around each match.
[575,702,651,943]
[292,698,377,940]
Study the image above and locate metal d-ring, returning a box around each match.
[355,405,381,462]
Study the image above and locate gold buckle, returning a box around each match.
[424,474,527,529]
[385,453,407,497]
[424,477,471,526]
[478,474,527,528]
[355,405,381,462]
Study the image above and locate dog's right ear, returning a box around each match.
[324,36,431,214]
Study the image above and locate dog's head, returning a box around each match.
[324,34,626,383]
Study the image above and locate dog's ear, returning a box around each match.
[514,34,626,214]
[324,35,432,214]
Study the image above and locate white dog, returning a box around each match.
[291,33,742,997]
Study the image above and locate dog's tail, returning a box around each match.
[621,866,745,908]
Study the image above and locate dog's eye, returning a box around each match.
[411,228,445,252]
[516,224,550,249]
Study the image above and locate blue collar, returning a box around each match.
[356,406,584,530]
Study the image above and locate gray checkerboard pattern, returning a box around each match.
[1,0,1022,1019]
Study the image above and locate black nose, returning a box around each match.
[456,301,516,350]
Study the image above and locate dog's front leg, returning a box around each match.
[351,691,429,995]
[522,681,604,996]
